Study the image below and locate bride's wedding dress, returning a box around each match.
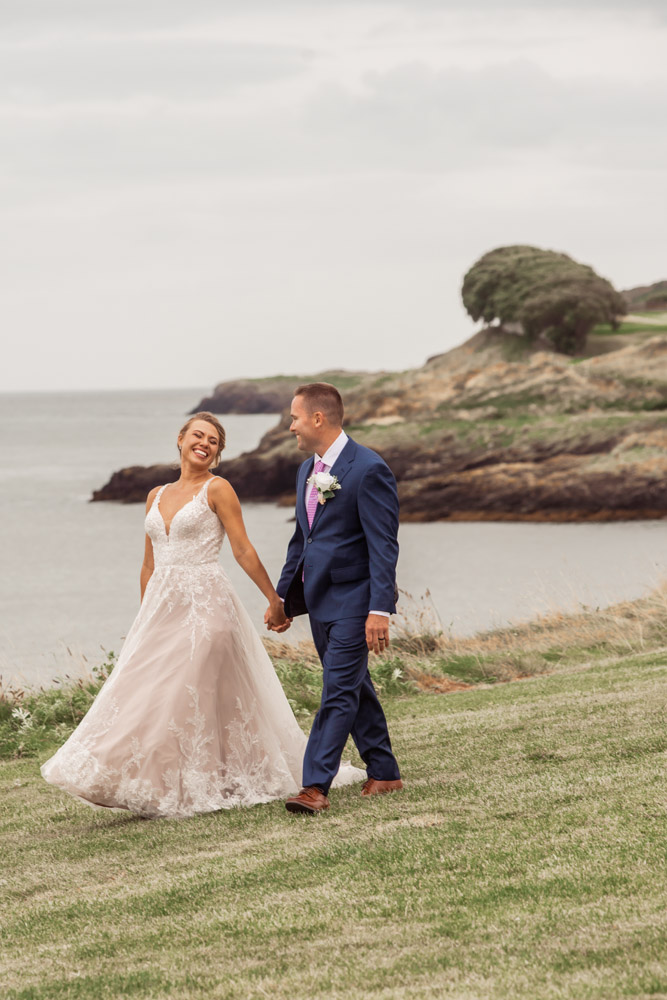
[42,479,363,818]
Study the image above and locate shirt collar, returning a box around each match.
[315,430,349,469]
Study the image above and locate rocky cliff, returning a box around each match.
[92,329,667,521]
[191,370,369,414]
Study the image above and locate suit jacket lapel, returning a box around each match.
[310,438,356,533]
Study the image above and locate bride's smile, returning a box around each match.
[179,423,220,467]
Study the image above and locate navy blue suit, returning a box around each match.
[276,438,401,793]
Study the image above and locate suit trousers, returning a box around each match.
[304,616,401,794]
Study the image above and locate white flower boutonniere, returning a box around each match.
[307,471,342,505]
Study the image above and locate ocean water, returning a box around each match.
[0,389,278,687]
[1,389,666,688]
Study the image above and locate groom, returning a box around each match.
[266,382,403,814]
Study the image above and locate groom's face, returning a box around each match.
[289,395,320,453]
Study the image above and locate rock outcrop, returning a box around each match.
[623,279,667,313]
[191,370,369,414]
[92,331,667,521]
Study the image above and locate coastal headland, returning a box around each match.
[92,322,667,521]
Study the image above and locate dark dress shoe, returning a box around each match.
[285,787,330,814]
[361,778,404,797]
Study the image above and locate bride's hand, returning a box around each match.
[264,600,291,633]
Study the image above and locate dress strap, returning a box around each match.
[198,478,214,504]
[154,483,169,506]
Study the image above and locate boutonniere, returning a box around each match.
[307,471,342,505]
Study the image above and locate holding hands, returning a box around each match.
[265,598,292,634]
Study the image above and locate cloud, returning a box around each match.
[0,58,664,200]
[0,35,311,103]
[345,0,667,9]
[2,0,665,26]
[4,56,658,247]
[303,61,667,170]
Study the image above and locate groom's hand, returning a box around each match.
[366,614,390,655]
[264,602,292,633]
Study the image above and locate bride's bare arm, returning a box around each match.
[208,478,288,624]
[140,487,159,601]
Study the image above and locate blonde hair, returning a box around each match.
[178,412,226,467]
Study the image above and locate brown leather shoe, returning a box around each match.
[361,778,404,797]
[285,787,330,814]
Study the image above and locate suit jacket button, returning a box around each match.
[307,537,312,543]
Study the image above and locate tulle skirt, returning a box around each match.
[42,563,363,818]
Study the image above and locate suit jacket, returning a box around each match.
[276,438,399,622]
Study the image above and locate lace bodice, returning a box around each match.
[146,479,224,567]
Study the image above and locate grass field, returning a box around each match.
[2,605,667,999]
[591,319,667,337]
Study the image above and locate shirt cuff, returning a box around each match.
[369,610,390,617]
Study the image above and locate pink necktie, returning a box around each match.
[307,460,326,528]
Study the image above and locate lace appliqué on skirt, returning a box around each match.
[164,566,239,660]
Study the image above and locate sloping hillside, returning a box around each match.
[623,279,667,313]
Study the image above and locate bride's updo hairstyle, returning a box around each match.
[178,412,226,467]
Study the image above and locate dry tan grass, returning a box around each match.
[261,636,321,664]
[262,582,667,694]
[392,583,667,688]
[7,586,663,728]
[448,580,667,657]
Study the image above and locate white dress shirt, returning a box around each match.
[307,430,389,618]
[305,430,349,503]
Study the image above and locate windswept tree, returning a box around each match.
[462,245,625,354]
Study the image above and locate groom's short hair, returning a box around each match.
[295,383,344,426]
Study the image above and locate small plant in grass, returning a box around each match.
[272,656,323,717]
[435,653,495,684]
[369,656,416,696]
[11,706,33,730]
[0,650,117,760]
[272,650,416,719]
[391,588,444,656]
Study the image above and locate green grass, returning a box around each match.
[251,371,367,391]
[2,638,667,998]
[349,407,667,462]
[0,654,117,761]
[591,320,667,336]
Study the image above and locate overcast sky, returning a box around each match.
[2,0,666,393]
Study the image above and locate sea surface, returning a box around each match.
[1,389,666,688]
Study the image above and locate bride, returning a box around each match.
[42,412,363,818]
